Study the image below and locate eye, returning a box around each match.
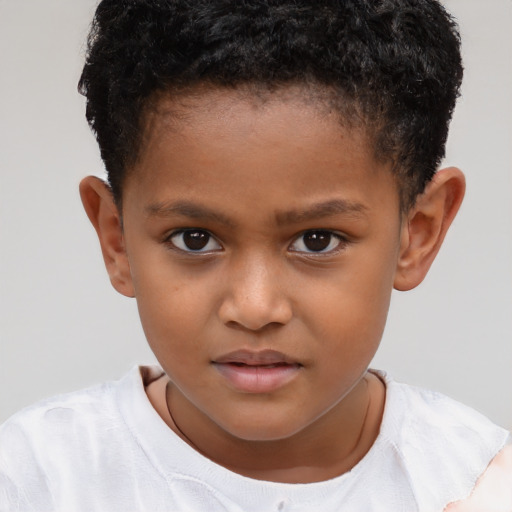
[289,230,346,254]
[168,229,222,253]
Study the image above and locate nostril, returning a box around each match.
[224,319,287,334]
[218,295,293,332]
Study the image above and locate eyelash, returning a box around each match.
[166,229,222,253]
[289,230,348,255]
[164,229,349,255]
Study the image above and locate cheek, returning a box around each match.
[134,283,213,385]
[128,254,211,350]
[308,261,394,334]
[303,250,396,365]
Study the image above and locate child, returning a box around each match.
[1,0,510,510]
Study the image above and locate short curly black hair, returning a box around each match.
[79,0,463,211]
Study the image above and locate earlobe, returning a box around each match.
[79,176,135,298]
[394,167,466,291]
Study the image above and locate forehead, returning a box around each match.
[125,87,399,218]
[140,84,364,152]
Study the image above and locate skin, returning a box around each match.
[80,88,465,483]
[444,444,512,511]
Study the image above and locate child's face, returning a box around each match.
[121,89,404,442]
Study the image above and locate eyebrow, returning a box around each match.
[145,200,236,227]
[275,199,368,226]
[145,198,367,227]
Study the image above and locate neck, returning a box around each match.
[154,372,385,483]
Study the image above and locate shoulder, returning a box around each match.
[379,372,509,452]
[0,365,164,440]
[0,376,120,473]
[0,376,121,447]
[0,367,147,509]
[376,371,511,510]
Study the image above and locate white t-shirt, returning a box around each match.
[0,366,510,512]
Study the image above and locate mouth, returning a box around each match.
[212,349,299,366]
[227,361,293,369]
[211,350,302,393]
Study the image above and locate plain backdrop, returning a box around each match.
[1,0,511,427]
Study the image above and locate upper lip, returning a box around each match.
[212,349,299,366]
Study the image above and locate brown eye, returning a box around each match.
[303,231,332,251]
[183,231,209,250]
[289,230,345,254]
[169,230,222,252]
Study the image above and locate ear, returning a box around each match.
[79,176,135,298]
[394,167,465,291]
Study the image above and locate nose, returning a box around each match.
[217,253,293,331]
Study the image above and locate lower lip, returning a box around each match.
[212,363,302,393]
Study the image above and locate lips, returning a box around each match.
[212,349,302,393]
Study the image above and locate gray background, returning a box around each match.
[1,1,511,427]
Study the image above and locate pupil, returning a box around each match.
[183,231,209,250]
[304,231,331,252]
